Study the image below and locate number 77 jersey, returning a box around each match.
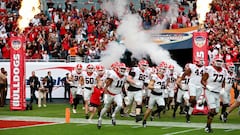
[204,66,228,92]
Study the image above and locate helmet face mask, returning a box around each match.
[138,60,149,71]
[214,60,223,67]
[226,63,235,72]
[76,64,82,73]
[87,64,94,73]
[117,63,126,75]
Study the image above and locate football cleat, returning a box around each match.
[97,119,102,129]
[186,114,191,123]
[204,126,213,133]
[72,109,77,114]
[112,117,116,126]
[136,115,142,122]
[172,112,176,118]
[142,120,147,128]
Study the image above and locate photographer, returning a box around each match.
[29,71,39,104]
[38,77,48,107]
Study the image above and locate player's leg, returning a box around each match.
[135,91,143,122]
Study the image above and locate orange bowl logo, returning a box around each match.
[12,40,21,50]
[194,36,206,48]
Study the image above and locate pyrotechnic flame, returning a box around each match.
[17,0,41,33]
[196,0,212,25]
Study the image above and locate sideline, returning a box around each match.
[0,115,240,130]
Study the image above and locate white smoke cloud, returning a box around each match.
[100,41,126,69]
[100,0,183,73]
[101,0,128,18]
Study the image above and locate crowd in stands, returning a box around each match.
[0,0,239,63]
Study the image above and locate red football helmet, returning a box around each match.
[159,61,168,68]
[226,62,235,72]
[157,63,166,74]
[76,64,83,73]
[138,59,149,70]
[168,64,174,70]
[86,64,94,73]
[117,62,127,75]
[111,61,120,71]
[96,65,105,76]
[213,55,224,67]
[194,56,204,66]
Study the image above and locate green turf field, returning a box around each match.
[0,103,240,135]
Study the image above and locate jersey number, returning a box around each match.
[116,80,124,88]
[213,74,224,82]
[85,77,94,84]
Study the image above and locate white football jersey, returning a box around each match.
[204,66,227,93]
[166,70,178,89]
[225,71,236,92]
[151,74,168,93]
[189,63,204,86]
[179,72,190,90]
[108,71,127,95]
[82,71,98,88]
[129,67,150,88]
[70,70,82,87]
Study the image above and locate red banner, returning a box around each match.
[10,36,26,111]
[192,32,208,65]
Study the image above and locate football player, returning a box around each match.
[220,62,236,122]
[81,64,98,119]
[68,64,84,114]
[172,64,190,119]
[97,62,128,129]
[142,63,169,127]
[201,55,227,133]
[124,59,150,122]
[184,56,205,123]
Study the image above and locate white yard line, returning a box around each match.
[163,128,201,135]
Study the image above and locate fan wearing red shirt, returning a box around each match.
[88,82,104,122]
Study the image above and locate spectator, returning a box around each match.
[46,71,54,102]
[0,67,7,107]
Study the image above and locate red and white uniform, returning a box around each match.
[82,71,98,100]
[165,70,178,98]
[188,63,204,98]
[176,72,190,103]
[148,73,168,109]
[126,67,149,105]
[221,71,236,104]
[204,66,227,110]
[104,70,127,107]
[70,70,82,98]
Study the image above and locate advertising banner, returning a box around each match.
[10,36,26,111]
[192,32,208,65]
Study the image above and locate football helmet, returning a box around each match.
[226,62,235,72]
[168,64,174,71]
[194,56,205,66]
[159,61,168,68]
[138,59,149,71]
[76,64,83,73]
[96,65,105,76]
[86,64,94,73]
[111,61,120,71]
[157,63,166,74]
[117,62,127,75]
[213,55,224,67]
